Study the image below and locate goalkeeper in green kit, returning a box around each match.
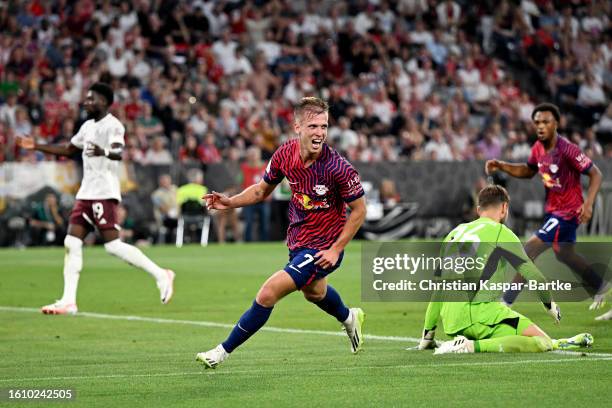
[418,185,593,354]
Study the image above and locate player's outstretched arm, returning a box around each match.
[204,179,275,211]
[16,136,80,157]
[485,159,537,179]
[579,164,602,224]
[315,196,366,269]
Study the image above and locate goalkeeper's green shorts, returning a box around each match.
[458,310,534,340]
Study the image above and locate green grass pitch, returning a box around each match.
[1,242,610,407]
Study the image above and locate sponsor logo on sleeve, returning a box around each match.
[575,153,590,168]
[346,175,362,196]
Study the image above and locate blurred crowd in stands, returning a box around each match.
[1,0,612,246]
[0,0,610,167]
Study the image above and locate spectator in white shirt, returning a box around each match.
[93,1,116,27]
[436,1,461,29]
[212,30,238,74]
[0,94,18,128]
[424,129,454,161]
[13,108,32,138]
[457,57,481,103]
[107,47,132,78]
[118,2,138,33]
[256,29,282,65]
[409,20,433,45]
[329,116,359,153]
[578,74,607,107]
[145,136,173,165]
[225,47,252,76]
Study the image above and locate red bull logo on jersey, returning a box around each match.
[541,173,561,189]
[294,192,330,210]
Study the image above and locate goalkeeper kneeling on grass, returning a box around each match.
[417,185,593,354]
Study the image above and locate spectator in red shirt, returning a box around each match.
[179,134,205,164]
[240,146,270,241]
[201,132,222,164]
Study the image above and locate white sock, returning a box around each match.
[60,235,83,305]
[104,239,166,282]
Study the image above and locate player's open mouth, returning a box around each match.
[312,139,322,149]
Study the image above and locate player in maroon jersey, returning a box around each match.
[195,97,367,369]
[486,103,607,312]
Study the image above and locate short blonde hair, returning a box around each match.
[294,97,329,122]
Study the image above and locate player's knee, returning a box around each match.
[104,239,124,257]
[64,235,83,254]
[255,286,279,308]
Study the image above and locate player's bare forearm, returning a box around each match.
[584,165,602,207]
[498,162,537,178]
[34,142,80,157]
[229,180,275,208]
[330,196,366,252]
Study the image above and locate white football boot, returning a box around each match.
[196,344,229,369]
[343,307,365,354]
[434,336,475,355]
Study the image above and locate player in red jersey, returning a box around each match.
[196,97,367,369]
[486,103,607,312]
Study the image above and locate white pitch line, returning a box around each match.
[2,306,612,358]
[1,358,611,383]
[551,350,612,358]
[0,306,420,343]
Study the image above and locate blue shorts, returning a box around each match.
[283,248,344,289]
[535,214,578,244]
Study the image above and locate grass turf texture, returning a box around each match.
[0,242,610,407]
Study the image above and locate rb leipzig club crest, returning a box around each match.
[314,184,329,196]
